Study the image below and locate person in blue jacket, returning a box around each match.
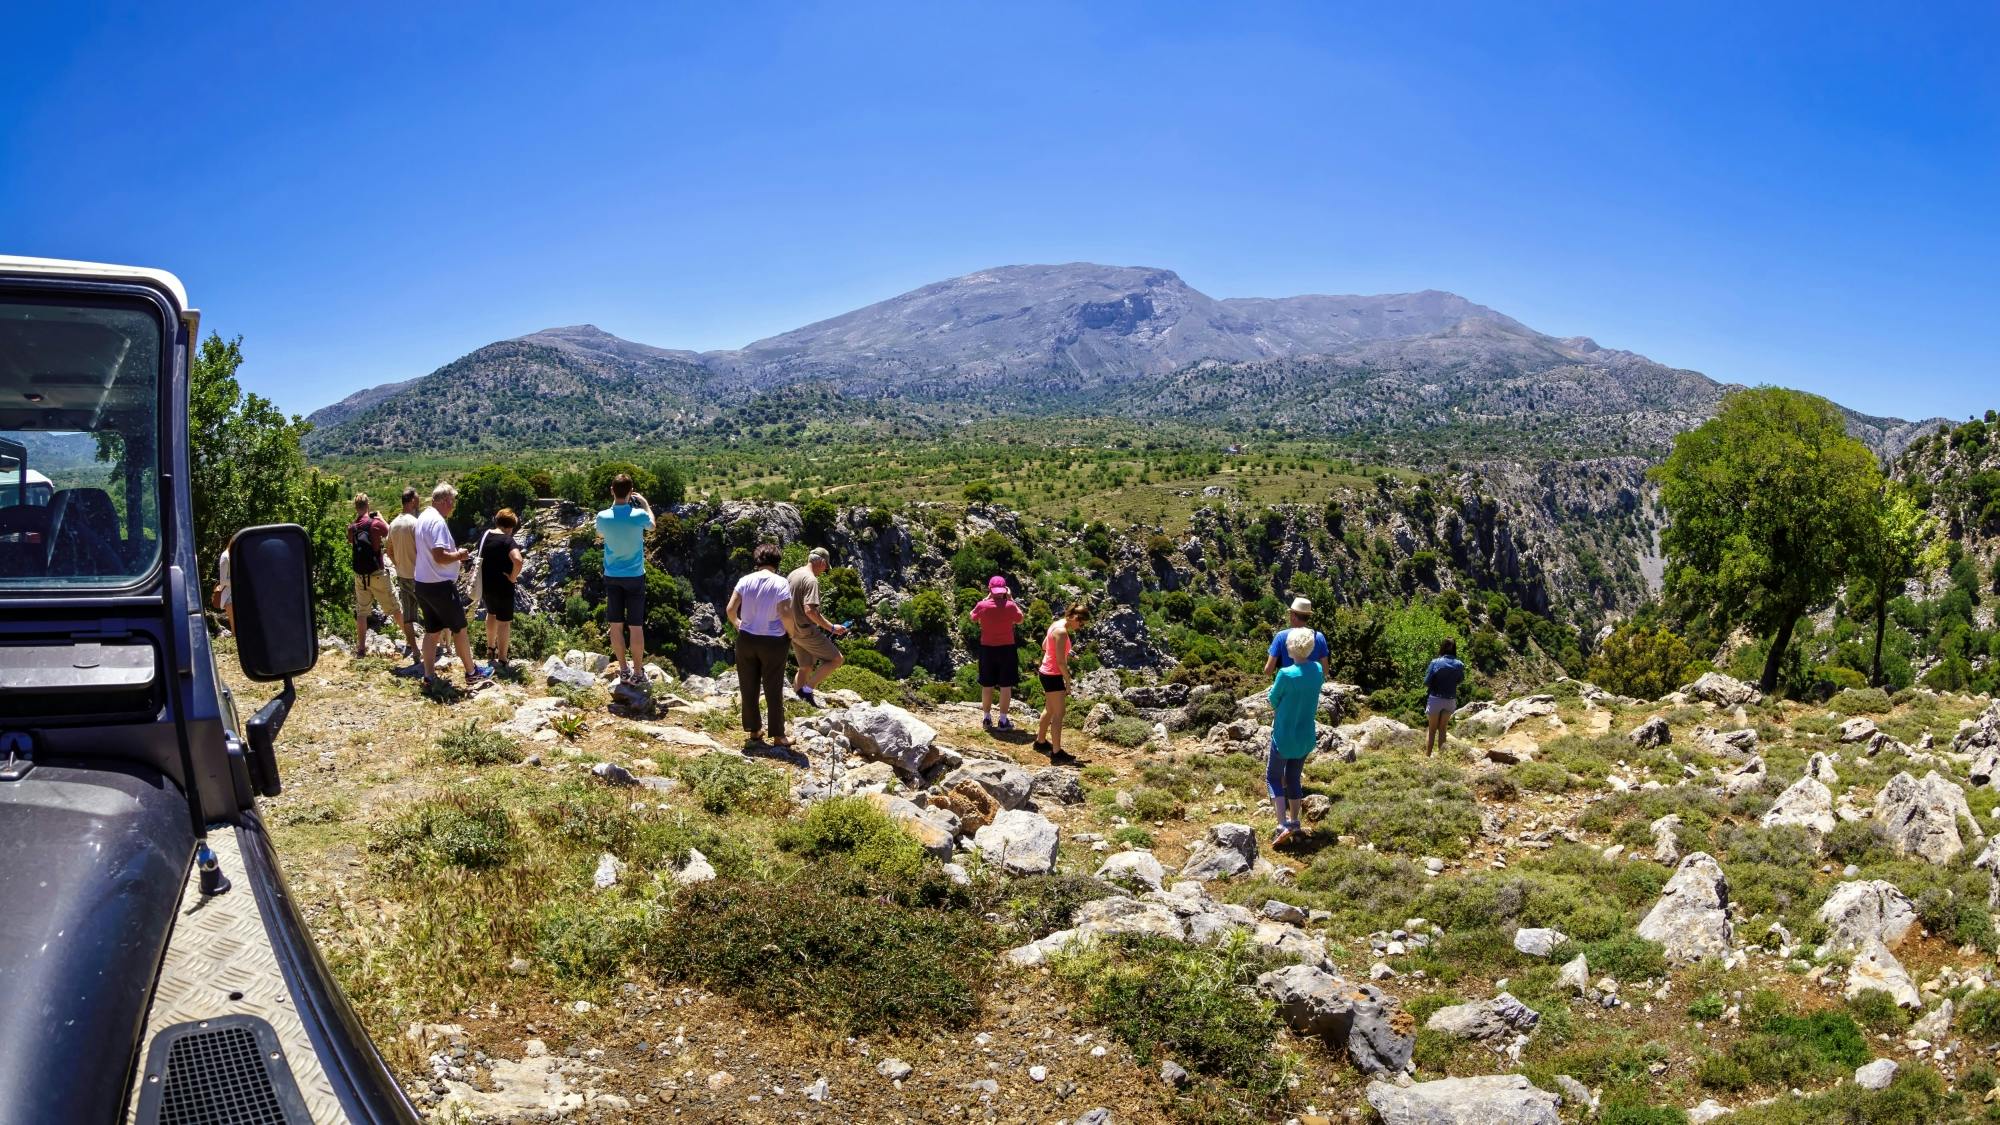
[1423,637,1468,756]
[1267,628,1325,848]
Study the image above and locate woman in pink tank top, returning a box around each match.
[1034,602,1089,759]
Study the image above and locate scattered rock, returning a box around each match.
[1256,964,1416,1076]
[829,702,942,779]
[1838,717,1881,743]
[1636,852,1732,964]
[1710,755,1766,797]
[1158,1060,1189,1088]
[543,656,598,692]
[1911,998,1954,1041]
[1688,1100,1731,1124]
[1877,770,1983,865]
[1854,1058,1898,1090]
[1687,672,1761,707]
[876,1058,912,1082]
[1650,814,1683,865]
[1760,775,1835,840]
[1553,1075,1595,1113]
[1557,953,1591,996]
[1845,937,1921,1008]
[590,761,637,787]
[1366,1074,1561,1125]
[1030,767,1085,805]
[673,848,716,885]
[592,852,624,889]
[1180,822,1258,881]
[864,792,958,860]
[1425,993,1540,1041]
[944,759,1033,811]
[972,809,1061,875]
[1513,928,1566,958]
[1093,850,1167,893]
[1630,715,1671,749]
[1261,899,1308,925]
[1815,880,1918,953]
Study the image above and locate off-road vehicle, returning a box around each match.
[0,256,416,1123]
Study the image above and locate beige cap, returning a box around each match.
[1289,596,1313,615]
[808,547,831,562]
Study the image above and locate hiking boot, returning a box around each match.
[796,686,817,707]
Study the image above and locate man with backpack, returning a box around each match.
[348,494,407,659]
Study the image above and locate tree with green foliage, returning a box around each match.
[1851,487,1942,686]
[185,334,347,624]
[1587,624,1695,699]
[1654,388,1884,694]
[585,461,657,504]
[800,496,839,545]
[452,463,531,537]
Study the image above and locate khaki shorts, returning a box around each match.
[392,576,421,628]
[353,570,396,619]
[793,625,842,665]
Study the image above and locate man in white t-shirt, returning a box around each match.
[412,482,488,689]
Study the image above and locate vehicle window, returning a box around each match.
[0,296,163,589]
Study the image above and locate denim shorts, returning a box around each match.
[1426,694,1457,719]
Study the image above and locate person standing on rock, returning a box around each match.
[1268,627,1325,848]
[414,482,490,691]
[728,542,795,747]
[972,575,1025,730]
[1423,637,1468,757]
[385,486,424,661]
[478,508,526,668]
[786,546,848,706]
[1263,596,1331,679]
[347,494,406,659]
[1034,602,1090,760]
[595,473,655,686]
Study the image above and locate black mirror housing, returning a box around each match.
[229,524,318,682]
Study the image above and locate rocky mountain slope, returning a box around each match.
[303,262,1946,458]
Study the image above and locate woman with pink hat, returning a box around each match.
[970,575,1025,730]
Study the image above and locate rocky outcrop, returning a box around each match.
[1093,850,1167,893]
[826,702,943,779]
[1425,993,1541,1041]
[1255,964,1416,1076]
[1687,672,1761,707]
[1876,770,1983,864]
[1366,1074,1561,1125]
[971,809,1060,875]
[1179,822,1258,881]
[1760,775,1835,840]
[1845,938,1921,1008]
[1816,881,1918,954]
[1636,852,1732,964]
[1629,715,1670,749]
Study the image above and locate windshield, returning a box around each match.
[0,295,163,588]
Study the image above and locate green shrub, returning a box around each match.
[1319,756,1482,858]
[1696,1051,1751,1091]
[534,898,647,982]
[646,878,995,1032]
[775,797,929,883]
[1181,690,1238,732]
[901,590,952,635]
[1846,988,1910,1032]
[1510,760,1571,792]
[821,664,902,703]
[1053,935,1289,1110]
[678,752,788,814]
[1108,825,1155,848]
[1725,1006,1869,1087]
[838,641,897,678]
[374,790,517,870]
[1562,932,1668,980]
[1724,1065,1947,1123]
[1098,715,1156,748]
[1599,1101,1690,1125]
[1687,992,1726,1020]
[1958,988,2000,1039]
[1829,686,1893,715]
[1127,787,1183,820]
[434,720,523,766]
[1297,850,1427,934]
[1004,874,1116,939]
[1588,624,1695,700]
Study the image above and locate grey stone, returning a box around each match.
[1844,937,1920,1008]
[1553,1075,1595,1112]
[590,761,637,787]
[1838,717,1880,743]
[1255,964,1415,1077]
[1512,927,1566,957]
[1180,822,1258,881]
[1854,1058,1898,1090]
[1760,775,1835,839]
[1366,1074,1561,1125]
[592,852,624,889]
[673,848,716,885]
[944,759,1033,811]
[1815,879,1918,953]
[1425,993,1539,1041]
[1629,715,1671,749]
[1261,899,1308,924]
[1710,755,1766,797]
[876,1058,912,1082]
[830,702,941,778]
[1557,953,1590,995]
[1031,766,1085,805]
[1157,1060,1189,1088]
[1877,770,1984,865]
[1073,897,1186,942]
[972,809,1060,875]
[1687,672,1761,707]
[543,656,598,691]
[1911,998,1953,1040]
[1636,852,1732,964]
[1093,850,1167,892]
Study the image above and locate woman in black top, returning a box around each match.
[479,508,526,665]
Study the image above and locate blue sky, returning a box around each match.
[3,1,1994,421]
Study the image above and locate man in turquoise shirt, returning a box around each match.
[595,473,655,685]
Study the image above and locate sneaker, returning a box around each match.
[796,686,817,706]
[997,716,1014,731]
[1272,824,1297,849]
[982,713,993,730]
[474,663,494,679]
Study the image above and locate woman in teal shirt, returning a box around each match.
[1267,627,1325,847]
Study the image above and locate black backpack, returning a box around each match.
[349,519,382,575]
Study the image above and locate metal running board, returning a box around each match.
[129,831,345,1123]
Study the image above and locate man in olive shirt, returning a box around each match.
[787,547,849,705]
[384,487,423,660]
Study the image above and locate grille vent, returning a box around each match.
[136,1016,309,1125]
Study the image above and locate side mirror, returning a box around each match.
[229,523,318,682]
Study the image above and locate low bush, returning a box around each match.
[678,752,788,814]
[1108,825,1155,848]
[1003,873,1116,939]
[1098,715,1156,748]
[1687,992,1726,1020]
[434,720,523,765]
[820,664,902,703]
[775,796,929,884]
[1127,787,1184,821]
[1958,987,2000,1039]
[646,878,995,1032]
[1318,756,1482,858]
[1510,760,1571,792]
[1721,1000,1869,1088]
[1846,988,1910,1033]
[1561,932,1668,981]
[534,897,648,983]
[373,790,517,870]
[1724,1063,1947,1123]
[1696,1051,1751,1091]
[1296,850,1427,934]
[1053,935,1290,1112]
[1180,690,1239,733]
[1829,686,1893,715]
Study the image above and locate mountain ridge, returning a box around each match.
[303,262,1947,458]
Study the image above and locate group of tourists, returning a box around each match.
[221,472,1474,849]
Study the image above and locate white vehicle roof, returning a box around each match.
[0,255,195,328]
